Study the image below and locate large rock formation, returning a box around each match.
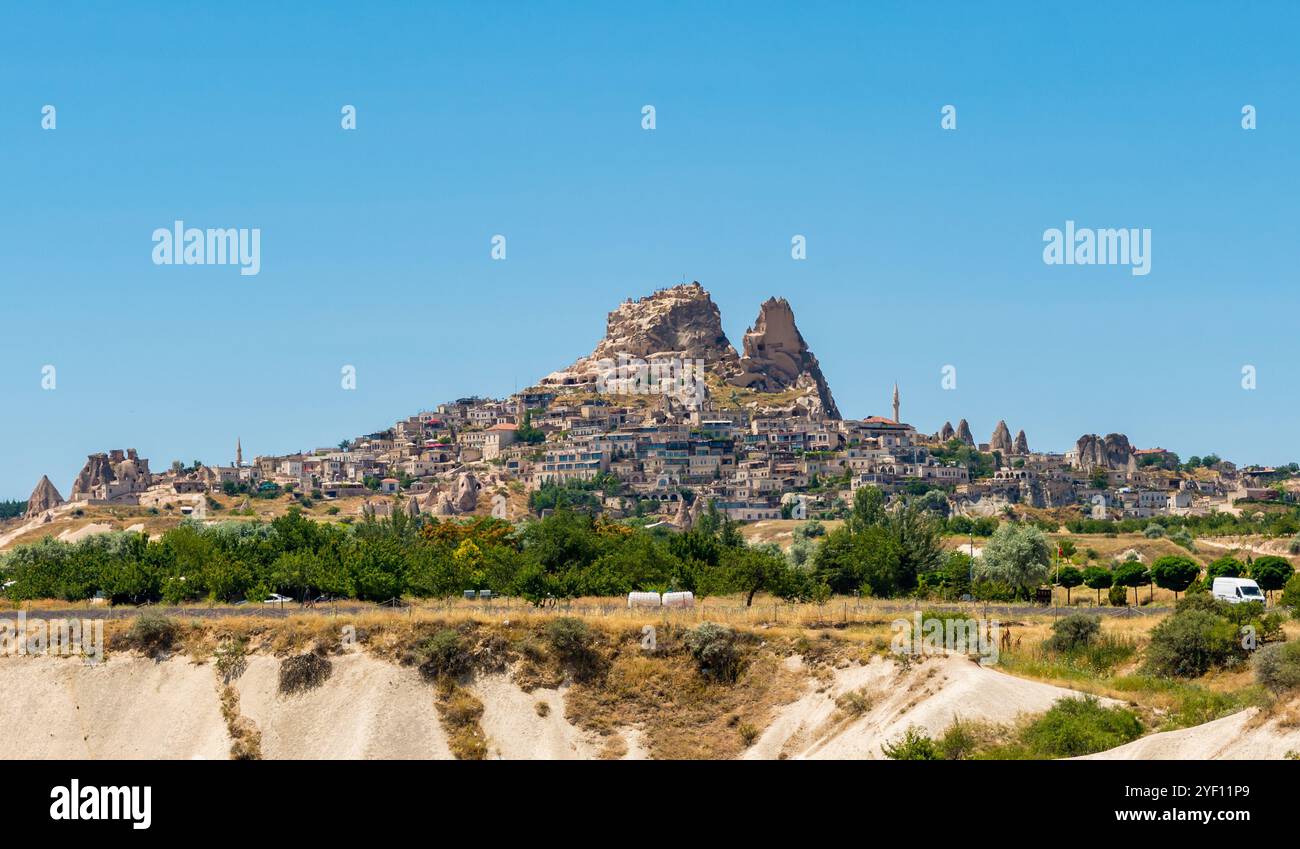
[453,472,480,513]
[538,282,839,418]
[939,421,955,442]
[1013,429,1029,455]
[72,454,116,499]
[542,282,736,391]
[673,497,691,530]
[955,419,974,446]
[725,297,840,419]
[990,421,1013,454]
[24,475,64,519]
[1073,433,1134,471]
[71,449,152,501]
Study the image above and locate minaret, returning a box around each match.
[236,438,242,468]
[892,383,900,423]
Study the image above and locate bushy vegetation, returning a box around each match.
[813,488,944,598]
[1254,642,1300,693]
[0,500,27,520]
[684,622,744,682]
[416,629,470,680]
[278,652,333,694]
[119,612,180,658]
[1046,613,1100,653]
[1066,509,1300,539]
[1015,697,1142,758]
[1143,595,1282,678]
[884,697,1141,760]
[975,523,1051,599]
[0,502,817,606]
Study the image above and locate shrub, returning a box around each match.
[1144,609,1245,678]
[545,617,601,679]
[1107,584,1128,607]
[1018,696,1142,758]
[213,637,248,684]
[1047,613,1101,653]
[881,725,940,760]
[123,612,180,658]
[1169,528,1196,552]
[418,629,470,680]
[1143,524,1165,539]
[1281,573,1300,616]
[684,622,743,682]
[1255,642,1300,693]
[545,617,593,660]
[278,652,333,694]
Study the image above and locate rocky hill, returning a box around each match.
[539,282,839,418]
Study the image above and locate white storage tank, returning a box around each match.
[662,591,695,609]
[627,591,662,608]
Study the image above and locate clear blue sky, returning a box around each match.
[2,2,1298,499]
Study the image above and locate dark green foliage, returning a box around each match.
[1254,642,1300,693]
[684,622,744,682]
[1047,613,1101,652]
[881,726,941,760]
[1249,555,1294,598]
[122,612,180,658]
[417,629,470,680]
[1053,565,1084,602]
[1144,608,1247,678]
[1018,697,1142,758]
[1082,566,1113,604]
[278,652,333,694]
[1149,555,1201,598]
[1206,556,1244,579]
[812,486,942,598]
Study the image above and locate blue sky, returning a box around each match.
[2,1,1298,499]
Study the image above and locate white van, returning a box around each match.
[1211,577,1265,604]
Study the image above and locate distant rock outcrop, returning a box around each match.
[956,419,974,446]
[726,297,840,419]
[72,454,116,499]
[453,472,480,513]
[538,282,839,418]
[990,421,1013,454]
[1073,433,1134,471]
[24,475,64,519]
[71,449,152,501]
[939,421,955,442]
[673,497,691,530]
[1013,429,1029,455]
[541,282,736,391]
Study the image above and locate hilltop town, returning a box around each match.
[6,282,1295,543]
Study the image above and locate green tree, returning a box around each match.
[1249,555,1295,601]
[1053,565,1084,604]
[976,523,1051,598]
[1082,566,1113,605]
[1149,555,1200,600]
[1205,556,1244,579]
[1112,561,1149,607]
